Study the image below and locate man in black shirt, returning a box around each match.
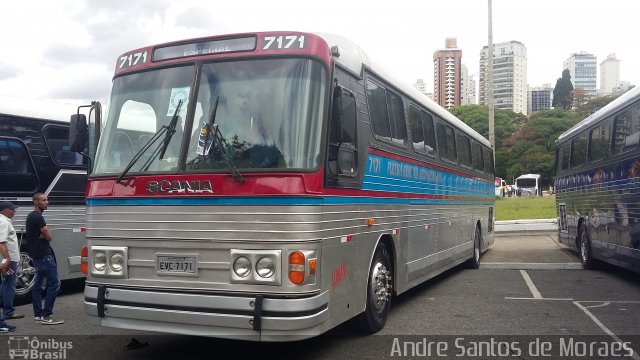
[26,193,63,325]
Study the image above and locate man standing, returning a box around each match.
[0,201,24,321]
[26,193,63,325]
[0,201,18,332]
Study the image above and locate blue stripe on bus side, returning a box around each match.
[363,154,494,197]
[86,196,494,207]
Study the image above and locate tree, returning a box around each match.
[448,105,525,149]
[574,95,618,118]
[571,88,589,107]
[552,69,574,110]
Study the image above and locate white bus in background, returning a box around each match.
[515,174,542,196]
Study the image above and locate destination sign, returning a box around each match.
[153,36,256,61]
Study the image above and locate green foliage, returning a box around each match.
[495,195,557,220]
[552,69,574,110]
[449,105,525,149]
[573,95,618,118]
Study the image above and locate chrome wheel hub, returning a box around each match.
[370,262,392,312]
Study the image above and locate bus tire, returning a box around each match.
[579,226,596,270]
[465,225,481,269]
[355,243,393,334]
[14,252,36,303]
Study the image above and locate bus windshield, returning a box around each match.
[93,58,326,176]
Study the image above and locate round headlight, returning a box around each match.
[110,253,124,272]
[233,257,251,278]
[256,257,275,278]
[93,251,106,271]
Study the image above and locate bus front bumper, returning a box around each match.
[84,284,330,341]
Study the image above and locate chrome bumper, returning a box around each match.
[84,284,330,341]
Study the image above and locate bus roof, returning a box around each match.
[114,31,491,149]
[557,85,640,143]
[515,173,540,180]
[315,33,491,148]
[0,94,78,122]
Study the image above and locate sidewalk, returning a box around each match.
[483,219,581,270]
[495,218,557,233]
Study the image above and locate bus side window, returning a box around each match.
[613,105,640,154]
[0,137,37,192]
[44,125,85,166]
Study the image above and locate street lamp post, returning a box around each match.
[487,0,495,156]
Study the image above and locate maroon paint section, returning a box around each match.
[114,31,332,76]
[86,171,324,198]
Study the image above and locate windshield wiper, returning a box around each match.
[201,97,244,183]
[116,100,183,183]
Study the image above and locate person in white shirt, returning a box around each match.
[0,201,20,332]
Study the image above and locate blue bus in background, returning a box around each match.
[555,86,640,273]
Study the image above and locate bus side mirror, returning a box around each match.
[69,114,88,152]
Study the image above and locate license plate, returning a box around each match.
[157,255,197,274]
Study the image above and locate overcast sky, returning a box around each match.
[1,0,638,106]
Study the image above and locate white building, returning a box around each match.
[413,79,428,96]
[600,53,620,96]
[563,52,597,96]
[479,40,528,115]
[460,64,477,105]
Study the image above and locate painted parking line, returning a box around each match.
[521,269,542,299]
[574,301,640,360]
[505,270,574,301]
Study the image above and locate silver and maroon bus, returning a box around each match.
[74,31,495,341]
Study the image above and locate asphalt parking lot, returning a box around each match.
[1,231,639,360]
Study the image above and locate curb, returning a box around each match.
[481,262,582,270]
[495,219,557,233]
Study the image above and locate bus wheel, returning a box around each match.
[466,225,481,269]
[579,226,595,270]
[14,252,36,302]
[355,243,393,333]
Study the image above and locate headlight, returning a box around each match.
[233,256,251,278]
[110,253,124,272]
[256,257,275,278]
[93,251,106,271]
[90,246,128,278]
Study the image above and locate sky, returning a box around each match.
[1,0,639,107]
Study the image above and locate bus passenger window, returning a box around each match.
[471,141,484,172]
[0,138,37,192]
[613,106,640,154]
[44,125,86,166]
[570,134,587,168]
[436,123,456,163]
[409,105,424,153]
[483,147,494,175]
[560,143,570,171]
[456,132,472,167]
[366,80,391,139]
[589,123,610,162]
[422,112,436,156]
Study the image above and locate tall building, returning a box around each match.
[479,40,528,115]
[412,79,434,100]
[563,52,597,96]
[433,38,462,109]
[600,53,620,96]
[528,86,553,114]
[460,64,477,105]
[413,79,428,96]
